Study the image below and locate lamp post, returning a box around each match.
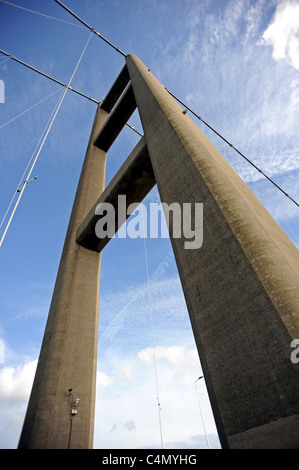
[194,376,211,449]
[65,389,80,449]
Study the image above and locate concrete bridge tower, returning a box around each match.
[18,55,299,449]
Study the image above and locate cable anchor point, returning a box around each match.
[17,176,37,192]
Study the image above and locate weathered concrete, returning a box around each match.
[76,136,155,252]
[126,53,299,449]
[18,105,109,449]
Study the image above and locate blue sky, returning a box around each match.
[0,0,298,449]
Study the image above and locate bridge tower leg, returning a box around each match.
[18,105,108,449]
[126,53,299,449]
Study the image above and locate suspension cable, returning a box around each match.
[0,51,143,137]
[165,89,299,208]
[0,49,99,103]
[0,0,85,29]
[54,0,298,209]
[125,122,143,137]
[54,0,127,58]
[0,88,61,130]
[3,1,297,208]
[141,206,164,449]
[0,33,93,248]
[0,89,64,233]
[0,56,11,66]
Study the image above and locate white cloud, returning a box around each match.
[0,360,37,448]
[97,370,114,388]
[138,346,199,375]
[94,345,220,449]
[0,360,37,403]
[244,0,268,41]
[154,0,298,159]
[98,259,190,347]
[0,350,219,449]
[261,1,299,69]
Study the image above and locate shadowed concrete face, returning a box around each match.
[94,83,136,152]
[100,64,130,113]
[126,53,299,449]
[76,136,155,252]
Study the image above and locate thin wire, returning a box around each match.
[4,1,296,208]
[257,189,299,245]
[194,378,211,449]
[275,214,299,244]
[53,0,143,135]
[126,122,143,137]
[165,88,299,208]
[0,56,11,66]
[0,51,143,137]
[0,88,61,130]
[53,0,298,208]
[0,90,64,245]
[0,89,64,232]
[0,0,85,29]
[0,33,93,248]
[0,89,61,228]
[141,205,164,450]
[0,49,99,104]
[291,217,299,230]
[54,0,127,57]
